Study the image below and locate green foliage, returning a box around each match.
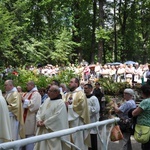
[0,68,76,92]
[48,69,76,86]
[52,28,78,65]
[0,0,150,65]
[99,78,131,96]
[95,27,111,42]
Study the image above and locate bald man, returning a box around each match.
[22,81,41,150]
[34,85,70,150]
[4,80,25,141]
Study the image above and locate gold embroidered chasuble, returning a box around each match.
[65,89,91,148]
[5,91,25,139]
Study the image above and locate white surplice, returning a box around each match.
[0,90,12,143]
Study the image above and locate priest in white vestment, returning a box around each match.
[22,81,41,150]
[34,85,70,150]
[84,83,100,150]
[0,90,12,143]
[4,80,25,141]
[65,78,91,150]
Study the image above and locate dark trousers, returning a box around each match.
[142,140,150,150]
[88,134,98,150]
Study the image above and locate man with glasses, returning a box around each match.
[34,85,70,150]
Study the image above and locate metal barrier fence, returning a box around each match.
[0,118,120,150]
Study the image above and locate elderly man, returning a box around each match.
[4,80,25,141]
[65,77,91,150]
[34,85,70,150]
[0,90,12,143]
[84,83,100,150]
[22,81,41,150]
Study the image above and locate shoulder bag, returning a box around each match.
[134,124,150,143]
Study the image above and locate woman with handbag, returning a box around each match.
[113,88,137,150]
[132,84,150,150]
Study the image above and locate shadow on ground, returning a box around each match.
[108,136,141,150]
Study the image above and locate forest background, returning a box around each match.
[0,0,150,67]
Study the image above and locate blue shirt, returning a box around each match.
[41,94,48,104]
[118,99,136,119]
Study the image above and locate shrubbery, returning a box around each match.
[0,68,134,97]
[0,68,76,92]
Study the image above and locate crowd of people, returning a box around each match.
[0,62,150,150]
[25,62,150,85]
[1,62,150,87]
[0,78,104,150]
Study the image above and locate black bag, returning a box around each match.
[128,108,137,135]
[118,118,133,133]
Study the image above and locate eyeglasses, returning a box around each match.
[84,87,89,89]
[48,90,56,92]
[95,83,99,85]
[124,92,130,95]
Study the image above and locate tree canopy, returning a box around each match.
[0,0,149,66]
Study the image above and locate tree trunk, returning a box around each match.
[98,0,104,64]
[90,0,97,64]
[114,0,117,62]
[119,0,128,62]
[72,0,82,63]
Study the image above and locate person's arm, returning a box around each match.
[112,99,122,114]
[113,101,122,114]
[113,103,122,113]
[132,107,143,117]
